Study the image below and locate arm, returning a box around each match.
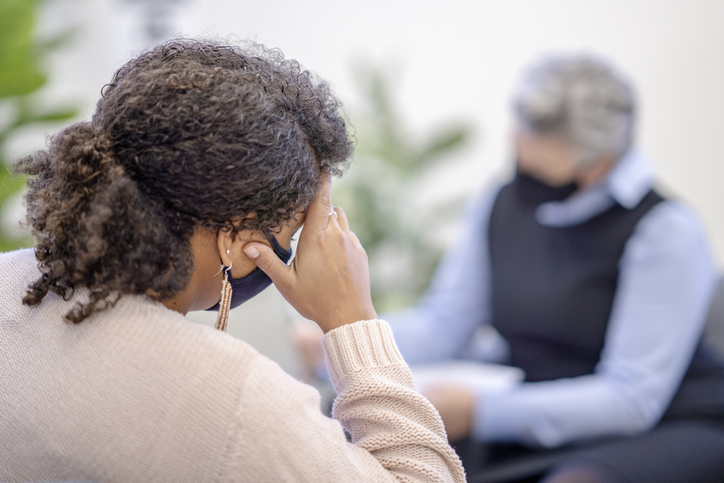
[475,201,717,447]
[240,173,465,481]
[226,319,465,482]
[387,187,501,364]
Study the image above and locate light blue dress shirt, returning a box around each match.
[387,151,717,448]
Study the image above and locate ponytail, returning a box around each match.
[16,122,192,322]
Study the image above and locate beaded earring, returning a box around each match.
[215,250,233,331]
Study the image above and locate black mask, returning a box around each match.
[206,237,293,311]
[514,167,578,206]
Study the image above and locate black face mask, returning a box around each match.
[206,237,293,311]
[514,166,579,206]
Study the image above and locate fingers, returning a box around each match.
[324,206,342,232]
[333,206,350,232]
[348,230,362,247]
[243,242,290,286]
[332,207,363,248]
[305,170,333,233]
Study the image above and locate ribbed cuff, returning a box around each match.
[322,319,405,388]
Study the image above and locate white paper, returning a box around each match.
[410,361,524,393]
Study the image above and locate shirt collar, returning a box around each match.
[606,150,656,209]
[535,151,655,227]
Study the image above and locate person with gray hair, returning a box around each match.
[515,55,635,167]
[386,54,724,482]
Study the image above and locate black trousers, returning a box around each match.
[459,421,724,483]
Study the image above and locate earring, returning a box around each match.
[215,260,233,332]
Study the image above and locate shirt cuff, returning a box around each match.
[472,391,525,443]
[322,319,405,390]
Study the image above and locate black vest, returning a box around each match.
[488,174,724,421]
[488,174,663,382]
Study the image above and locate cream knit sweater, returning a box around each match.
[0,249,465,482]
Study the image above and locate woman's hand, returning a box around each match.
[242,172,377,333]
[420,384,475,442]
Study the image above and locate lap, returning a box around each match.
[464,420,724,483]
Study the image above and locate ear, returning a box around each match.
[216,214,259,270]
[216,229,234,268]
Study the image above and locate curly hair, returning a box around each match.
[15,39,353,323]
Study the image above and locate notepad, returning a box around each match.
[410,361,524,393]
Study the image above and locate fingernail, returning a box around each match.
[243,246,259,259]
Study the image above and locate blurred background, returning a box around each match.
[1,0,723,378]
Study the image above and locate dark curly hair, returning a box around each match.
[15,39,353,323]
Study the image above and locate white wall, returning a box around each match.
[26,0,724,265]
[198,0,724,263]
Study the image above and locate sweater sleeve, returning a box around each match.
[221,319,465,483]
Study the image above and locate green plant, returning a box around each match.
[0,0,78,251]
[335,63,471,312]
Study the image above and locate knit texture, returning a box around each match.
[0,249,464,482]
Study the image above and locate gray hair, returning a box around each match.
[514,54,635,167]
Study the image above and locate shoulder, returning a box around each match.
[0,249,41,316]
[636,199,708,245]
[0,248,38,282]
[463,182,506,228]
[101,294,262,366]
[625,199,713,264]
[0,248,35,261]
[0,246,270,380]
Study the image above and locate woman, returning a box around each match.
[0,39,465,482]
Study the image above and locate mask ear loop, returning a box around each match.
[215,254,233,332]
